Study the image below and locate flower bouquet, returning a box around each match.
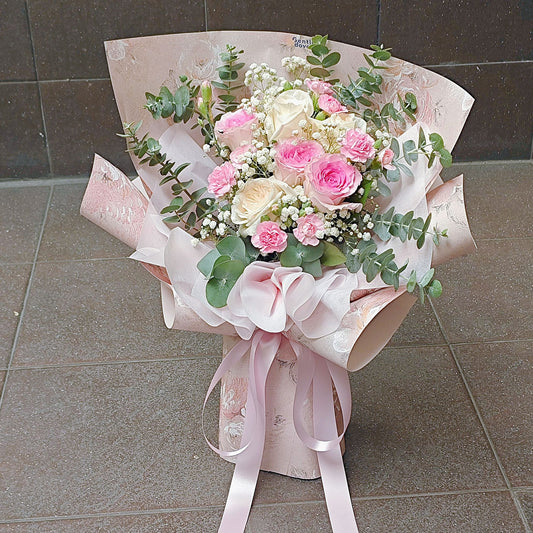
[81,31,475,532]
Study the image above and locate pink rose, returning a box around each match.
[207,162,236,197]
[306,79,334,95]
[274,138,325,185]
[318,94,347,114]
[230,144,255,169]
[340,129,376,162]
[378,147,395,170]
[304,154,363,212]
[215,109,257,150]
[251,221,288,254]
[293,214,324,246]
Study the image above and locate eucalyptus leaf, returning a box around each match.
[322,52,340,68]
[197,249,221,277]
[428,279,443,298]
[216,235,247,262]
[321,241,346,266]
[429,133,444,151]
[298,241,324,263]
[439,149,453,168]
[419,268,434,288]
[302,259,323,277]
[280,245,303,267]
[406,270,417,293]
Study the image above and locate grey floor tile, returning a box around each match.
[249,491,526,532]
[346,346,504,497]
[0,187,50,263]
[431,239,533,343]
[0,265,31,367]
[0,509,224,532]
[12,259,221,367]
[516,491,533,530]
[389,301,445,347]
[455,341,533,487]
[441,161,533,240]
[0,359,232,520]
[253,346,504,504]
[38,183,132,261]
[0,84,49,179]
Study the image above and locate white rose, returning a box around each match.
[322,112,367,133]
[231,178,293,236]
[264,90,314,142]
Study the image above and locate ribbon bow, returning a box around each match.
[203,330,359,533]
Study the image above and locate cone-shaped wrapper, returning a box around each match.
[428,175,476,266]
[80,154,148,249]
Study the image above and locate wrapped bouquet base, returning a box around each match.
[81,31,476,532]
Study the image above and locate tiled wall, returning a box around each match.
[1,0,532,179]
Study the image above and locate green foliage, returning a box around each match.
[405,266,443,303]
[120,122,217,231]
[280,234,325,275]
[305,35,341,81]
[214,44,245,114]
[335,44,391,110]
[341,236,443,299]
[372,208,441,250]
[198,235,259,308]
[144,80,199,124]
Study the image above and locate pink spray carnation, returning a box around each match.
[306,79,334,95]
[304,154,362,212]
[340,129,376,162]
[318,94,347,114]
[215,108,257,151]
[251,221,288,254]
[274,138,325,185]
[293,214,325,246]
[207,162,236,197]
[378,147,395,170]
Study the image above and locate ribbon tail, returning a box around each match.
[218,331,280,533]
[314,357,359,533]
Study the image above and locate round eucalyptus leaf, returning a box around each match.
[280,245,302,267]
[216,235,246,262]
[298,241,324,263]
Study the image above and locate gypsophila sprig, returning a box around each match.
[125,36,451,307]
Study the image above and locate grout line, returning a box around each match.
[0,261,35,267]
[0,78,111,86]
[445,159,533,166]
[450,338,533,347]
[0,185,54,414]
[0,487,516,525]
[428,298,532,532]
[9,354,223,371]
[0,505,226,525]
[23,0,53,176]
[39,77,111,84]
[204,0,209,30]
[376,0,382,44]
[34,256,132,264]
[0,79,39,85]
[2,62,532,86]
[424,59,533,68]
[0,176,89,188]
[530,135,533,160]
[0,160,530,188]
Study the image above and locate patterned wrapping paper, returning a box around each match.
[81,31,476,480]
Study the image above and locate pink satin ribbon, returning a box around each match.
[203,331,359,533]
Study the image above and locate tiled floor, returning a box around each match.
[0,161,531,532]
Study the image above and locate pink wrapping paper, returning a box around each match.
[81,31,476,480]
